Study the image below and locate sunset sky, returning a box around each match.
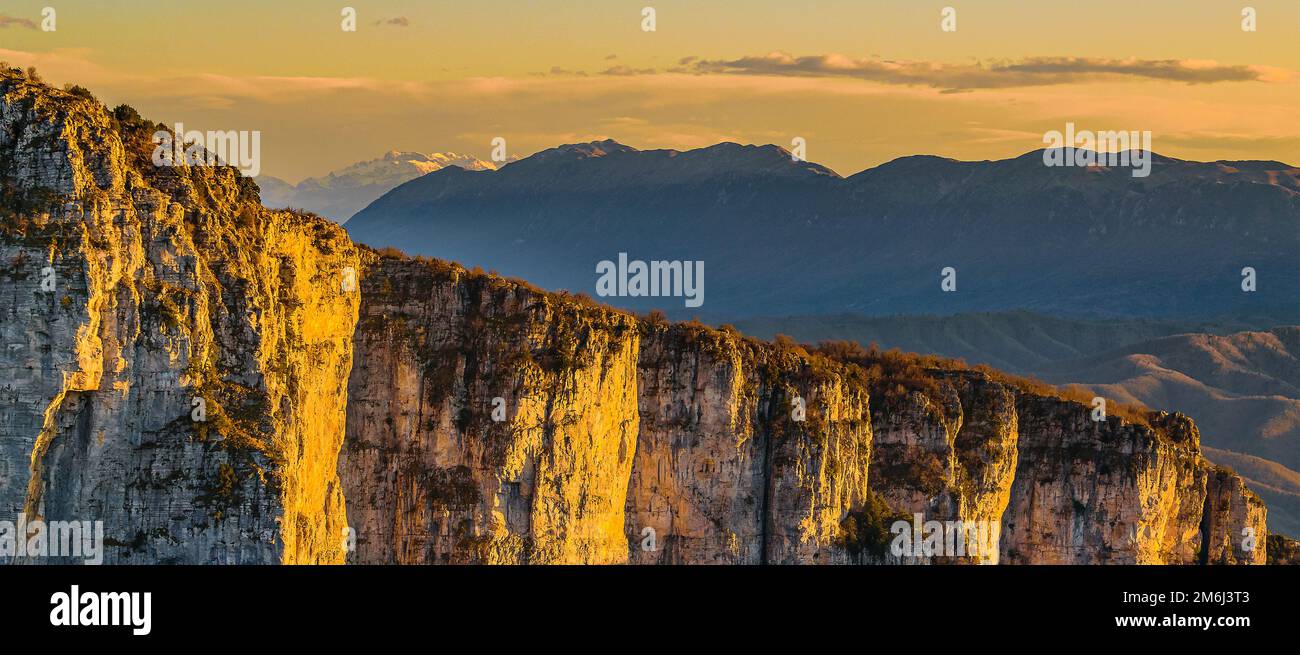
[2,0,1296,181]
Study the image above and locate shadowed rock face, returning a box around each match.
[1268,534,1300,565]
[625,324,873,565]
[865,374,1019,564]
[0,70,1272,565]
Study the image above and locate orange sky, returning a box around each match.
[1,0,1296,180]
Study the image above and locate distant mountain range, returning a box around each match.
[258,150,500,222]
[345,139,1300,322]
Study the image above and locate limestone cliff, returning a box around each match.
[339,272,874,565]
[339,256,639,564]
[342,296,1264,564]
[0,70,1273,565]
[1,69,359,563]
[863,373,1019,563]
[1267,534,1300,565]
[999,398,1208,564]
[1201,465,1268,565]
[625,324,871,564]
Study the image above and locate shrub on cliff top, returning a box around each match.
[814,340,946,406]
[62,83,93,99]
[643,309,667,327]
[773,334,810,358]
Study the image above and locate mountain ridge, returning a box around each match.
[346,138,1300,321]
[258,149,499,222]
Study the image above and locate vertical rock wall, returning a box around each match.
[1000,402,1209,564]
[626,325,871,564]
[339,258,640,563]
[1,73,359,564]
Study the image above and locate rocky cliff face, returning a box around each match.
[1,70,359,564]
[341,285,1266,564]
[0,70,1273,565]
[626,324,871,564]
[1201,466,1269,564]
[999,398,1208,564]
[338,270,874,565]
[864,374,1019,564]
[1268,534,1300,564]
[339,256,639,564]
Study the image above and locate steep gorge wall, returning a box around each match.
[864,375,1020,563]
[339,257,639,564]
[626,324,871,564]
[836,369,1264,565]
[341,273,1267,565]
[1202,466,1268,565]
[1,72,359,563]
[338,266,874,565]
[999,399,1208,564]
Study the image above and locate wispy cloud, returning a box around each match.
[601,65,656,77]
[677,52,1290,90]
[546,66,588,77]
[0,14,37,30]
